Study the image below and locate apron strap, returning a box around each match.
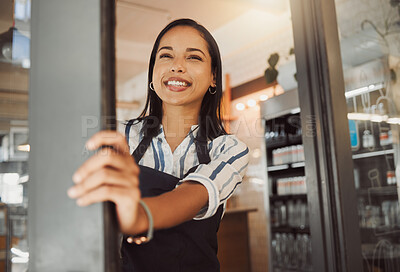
[125,119,135,144]
[125,119,152,163]
[126,120,211,165]
[194,137,211,165]
[132,136,152,163]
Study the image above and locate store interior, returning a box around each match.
[0,0,400,271]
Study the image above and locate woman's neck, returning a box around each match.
[161,105,200,152]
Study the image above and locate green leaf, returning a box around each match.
[268,53,279,67]
[264,67,278,84]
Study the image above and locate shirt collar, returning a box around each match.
[156,124,199,139]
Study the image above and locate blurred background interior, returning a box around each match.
[1,0,400,271]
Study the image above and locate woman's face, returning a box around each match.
[152,26,215,110]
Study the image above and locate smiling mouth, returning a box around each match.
[165,80,192,87]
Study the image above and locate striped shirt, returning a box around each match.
[127,120,249,220]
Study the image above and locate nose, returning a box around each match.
[170,57,186,73]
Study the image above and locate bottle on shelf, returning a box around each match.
[362,129,375,149]
[276,176,307,195]
[271,232,312,270]
[386,170,396,185]
[379,129,393,147]
[272,144,305,166]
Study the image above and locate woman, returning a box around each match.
[68,18,249,271]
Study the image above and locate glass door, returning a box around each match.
[335,0,400,270]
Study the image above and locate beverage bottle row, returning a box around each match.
[359,127,393,150]
[272,145,304,165]
[271,200,309,229]
[277,176,307,195]
[271,233,313,271]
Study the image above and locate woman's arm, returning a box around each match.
[68,130,208,235]
[133,182,208,234]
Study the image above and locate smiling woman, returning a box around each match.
[152,26,215,110]
[68,18,249,272]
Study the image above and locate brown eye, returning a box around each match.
[160,54,172,59]
[188,55,203,61]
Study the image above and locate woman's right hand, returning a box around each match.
[67,131,142,234]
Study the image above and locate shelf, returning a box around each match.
[360,227,400,238]
[357,186,398,198]
[266,137,288,149]
[267,162,305,173]
[352,149,394,160]
[268,164,290,171]
[273,265,313,272]
[291,161,306,168]
[271,226,310,234]
[270,194,307,202]
[265,136,303,150]
[288,134,303,145]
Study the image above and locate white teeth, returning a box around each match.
[167,80,188,87]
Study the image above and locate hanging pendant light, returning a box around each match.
[0,26,30,67]
[0,27,14,60]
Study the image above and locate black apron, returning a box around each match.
[121,122,223,272]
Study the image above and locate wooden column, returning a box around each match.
[223,74,232,133]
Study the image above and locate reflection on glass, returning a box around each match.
[0,0,31,271]
[336,0,400,270]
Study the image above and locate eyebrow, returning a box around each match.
[158,46,206,57]
[186,48,206,57]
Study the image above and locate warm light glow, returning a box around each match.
[370,114,388,123]
[347,113,389,122]
[247,99,256,107]
[259,94,269,101]
[236,103,245,111]
[18,175,29,183]
[387,117,400,125]
[17,144,30,152]
[345,82,384,98]
[347,113,370,121]
[2,173,20,185]
[290,107,301,114]
[11,248,29,258]
[249,178,264,185]
[11,257,28,264]
[252,148,261,158]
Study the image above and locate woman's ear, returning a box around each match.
[211,73,216,87]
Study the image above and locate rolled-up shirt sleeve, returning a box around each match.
[179,135,249,220]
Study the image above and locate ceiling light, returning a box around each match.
[236,103,245,111]
[260,94,269,101]
[17,144,30,152]
[247,99,256,107]
[0,26,30,66]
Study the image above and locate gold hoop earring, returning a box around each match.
[149,82,154,91]
[208,86,216,95]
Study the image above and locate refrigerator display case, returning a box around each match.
[344,59,400,270]
[261,89,313,272]
[261,72,400,272]
[288,0,400,270]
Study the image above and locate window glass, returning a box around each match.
[0,0,31,270]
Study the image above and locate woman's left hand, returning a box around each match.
[67,131,141,234]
